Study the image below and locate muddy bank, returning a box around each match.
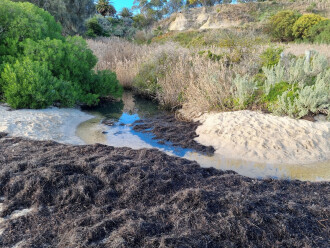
[0,133,329,247]
[132,115,215,154]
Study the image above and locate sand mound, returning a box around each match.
[0,105,93,144]
[195,111,330,165]
[0,133,329,247]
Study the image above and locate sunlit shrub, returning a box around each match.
[267,11,301,42]
[292,14,325,40]
[232,75,257,108]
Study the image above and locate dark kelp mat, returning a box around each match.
[133,115,215,154]
[0,132,329,248]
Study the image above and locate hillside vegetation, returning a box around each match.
[88,1,330,120]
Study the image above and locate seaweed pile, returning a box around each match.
[133,115,215,154]
[0,133,329,247]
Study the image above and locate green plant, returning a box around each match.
[307,19,330,44]
[96,0,116,17]
[0,0,122,109]
[262,52,329,118]
[86,17,104,37]
[292,14,325,40]
[1,58,59,109]
[0,0,62,60]
[267,10,301,42]
[260,46,284,68]
[232,74,257,108]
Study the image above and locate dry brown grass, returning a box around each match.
[88,37,263,119]
[281,43,330,60]
[87,38,152,88]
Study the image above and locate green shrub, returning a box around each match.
[232,75,257,108]
[0,0,122,109]
[267,11,301,42]
[262,52,329,118]
[91,70,123,98]
[308,19,330,44]
[1,58,58,109]
[0,0,62,59]
[260,46,284,68]
[86,17,104,37]
[292,14,325,40]
[21,37,97,91]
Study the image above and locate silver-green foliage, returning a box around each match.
[294,70,330,118]
[232,74,257,108]
[263,51,329,118]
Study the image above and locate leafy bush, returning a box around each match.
[86,17,104,37]
[85,15,137,38]
[260,46,284,68]
[292,14,325,40]
[91,70,123,98]
[0,0,122,109]
[307,19,330,44]
[262,52,330,118]
[267,11,301,42]
[133,61,162,97]
[232,75,257,108]
[0,0,62,60]
[1,58,59,109]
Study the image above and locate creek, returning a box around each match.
[77,91,330,182]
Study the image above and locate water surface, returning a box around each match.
[77,91,330,182]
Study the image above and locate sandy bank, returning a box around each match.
[0,105,93,145]
[195,110,330,165]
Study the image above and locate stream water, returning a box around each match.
[77,91,330,182]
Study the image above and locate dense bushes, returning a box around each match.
[292,14,325,40]
[1,58,59,109]
[262,52,330,118]
[11,0,96,35]
[85,15,137,39]
[0,0,122,109]
[308,20,330,44]
[267,11,329,44]
[267,11,301,42]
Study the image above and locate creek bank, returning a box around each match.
[0,105,93,145]
[194,110,330,165]
[0,133,329,247]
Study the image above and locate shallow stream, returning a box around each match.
[77,92,330,182]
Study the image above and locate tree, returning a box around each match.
[12,0,96,35]
[96,0,116,17]
[120,7,133,18]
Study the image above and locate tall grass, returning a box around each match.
[88,37,262,118]
[87,38,152,88]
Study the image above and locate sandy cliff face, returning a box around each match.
[158,1,330,31]
[162,4,255,31]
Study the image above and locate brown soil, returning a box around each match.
[133,115,215,154]
[0,133,329,248]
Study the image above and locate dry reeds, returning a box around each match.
[87,37,263,119]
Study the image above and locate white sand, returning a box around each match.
[0,105,93,145]
[195,110,330,165]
